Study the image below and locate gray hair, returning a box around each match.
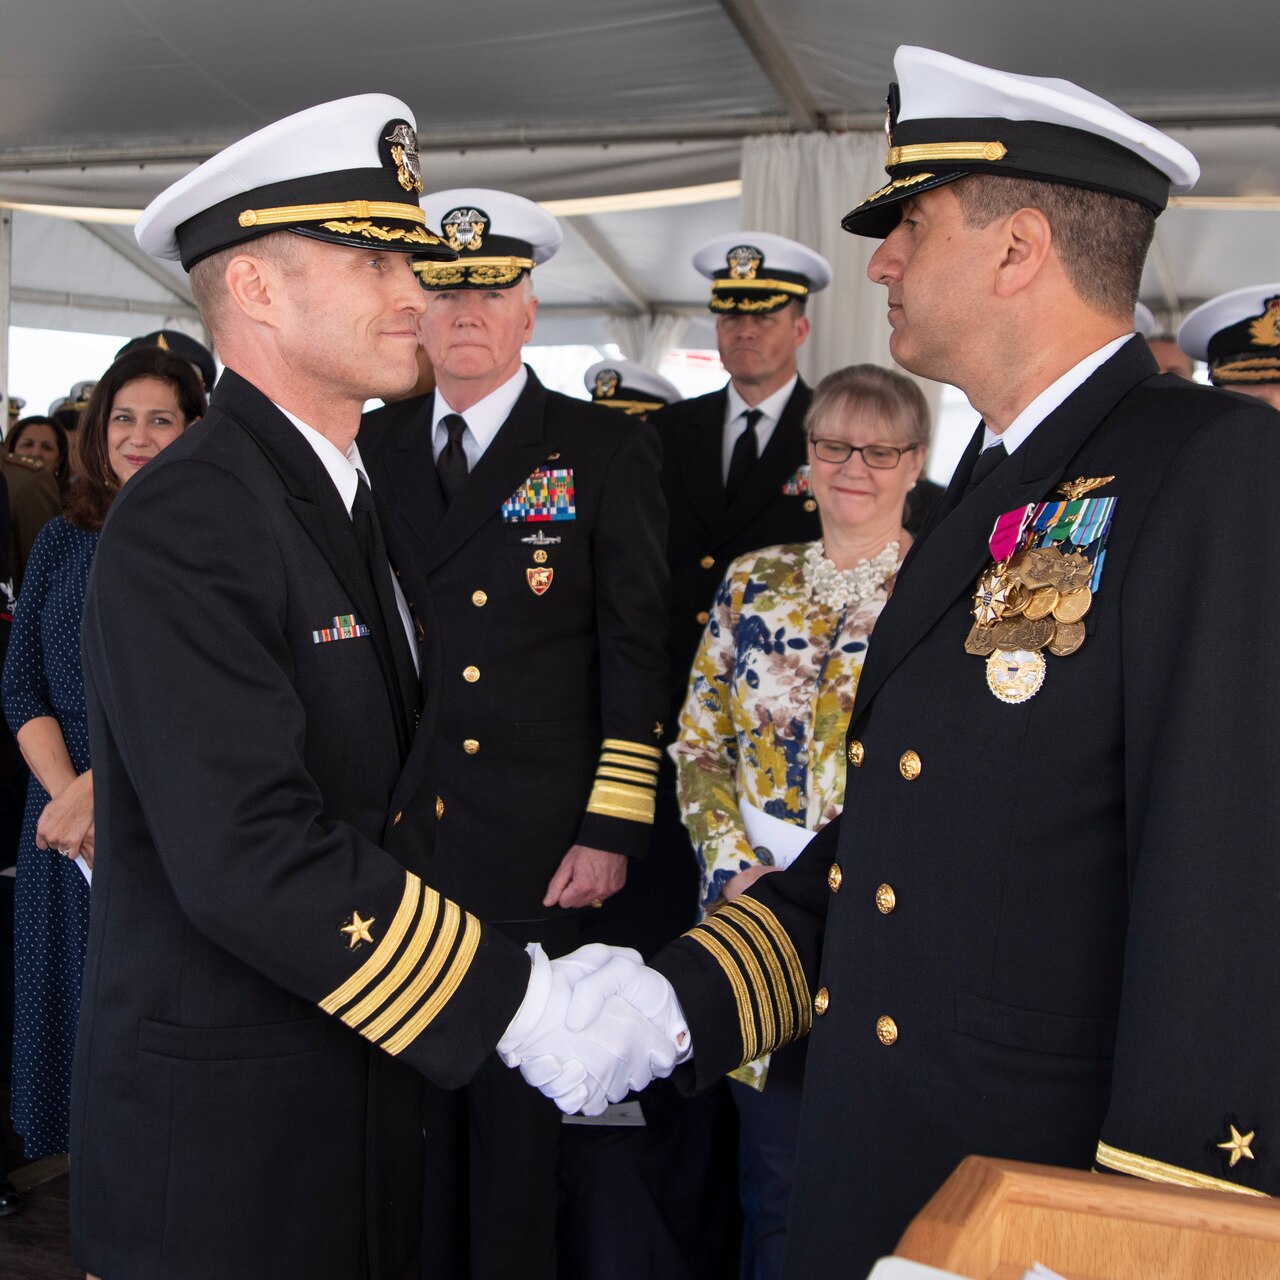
[805,363,932,450]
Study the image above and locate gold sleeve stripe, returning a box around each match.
[600,752,660,773]
[596,766,660,787]
[687,927,759,1063]
[587,781,656,824]
[1095,1141,1270,1198]
[364,901,462,1042]
[383,912,482,1055]
[703,913,776,1053]
[734,896,812,1037]
[721,907,794,1046]
[319,873,422,1014]
[342,887,442,1029]
[602,738,663,760]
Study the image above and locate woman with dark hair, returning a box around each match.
[2,347,204,1159]
[671,363,931,1280]
[8,415,71,496]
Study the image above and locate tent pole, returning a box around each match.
[0,210,10,436]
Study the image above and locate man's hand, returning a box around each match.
[542,844,627,909]
[498,944,690,1115]
[722,863,782,902]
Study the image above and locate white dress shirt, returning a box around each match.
[277,405,419,673]
[722,373,799,482]
[431,364,529,469]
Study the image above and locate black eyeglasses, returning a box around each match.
[809,438,918,469]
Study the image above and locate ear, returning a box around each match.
[522,291,538,344]
[223,253,285,327]
[994,207,1053,299]
[793,312,811,347]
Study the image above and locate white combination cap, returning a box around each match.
[692,231,831,315]
[1178,284,1280,386]
[416,188,562,288]
[135,94,454,270]
[843,46,1200,238]
[585,360,682,415]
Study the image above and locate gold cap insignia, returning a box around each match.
[442,207,488,253]
[1248,298,1280,349]
[594,369,620,399]
[726,244,763,280]
[383,122,423,195]
[340,910,376,950]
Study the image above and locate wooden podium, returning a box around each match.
[892,1156,1280,1279]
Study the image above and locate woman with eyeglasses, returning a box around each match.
[669,362,930,1280]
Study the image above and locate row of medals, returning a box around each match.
[967,544,1093,661]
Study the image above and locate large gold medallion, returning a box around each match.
[1047,620,1086,656]
[986,649,1047,704]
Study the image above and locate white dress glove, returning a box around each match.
[497,943,691,1115]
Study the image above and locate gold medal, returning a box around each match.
[1053,586,1092,623]
[1001,582,1030,618]
[964,621,999,656]
[986,649,1046,703]
[993,615,1054,651]
[1016,547,1060,589]
[1022,587,1059,620]
[1048,550,1094,593]
[1047,620,1086,656]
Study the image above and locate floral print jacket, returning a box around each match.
[671,541,897,911]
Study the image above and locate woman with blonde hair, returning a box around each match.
[672,362,930,1280]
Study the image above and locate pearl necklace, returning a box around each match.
[803,539,900,613]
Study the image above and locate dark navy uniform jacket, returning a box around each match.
[361,370,669,926]
[653,379,820,717]
[71,372,529,1280]
[654,338,1280,1275]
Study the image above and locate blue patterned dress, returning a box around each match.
[3,516,97,1158]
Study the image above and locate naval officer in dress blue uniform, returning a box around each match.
[520,45,1280,1278]
[360,187,670,1280]
[69,100,680,1280]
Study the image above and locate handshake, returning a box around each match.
[497,943,692,1115]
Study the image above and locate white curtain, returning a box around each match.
[740,132,942,421]
[605,310,690,369]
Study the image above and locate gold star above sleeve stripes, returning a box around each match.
[685,896,811,1068]
[586,738,662,824]
[319,872,481,1056]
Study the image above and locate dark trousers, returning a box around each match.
[422,914,578,1280]
[728,1039,808,1280]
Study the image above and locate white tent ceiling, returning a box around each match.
[1,0,1278,352]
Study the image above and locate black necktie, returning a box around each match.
[437,413,470,506]
[726,409,762,504]
[965,442,1008,494]
[352,473,420,726]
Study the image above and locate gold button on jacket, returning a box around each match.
[391,810,402,827]
[814,987,830,1016]
[875,883,896,914]
[898,750,921,780]
[876,1015,898,1045]
[699,554,716,570]
[435,796,444,820]
[471,590,488,607]
[696,610,710,626]
[803,498,818,512]
[847,740,865,767]
[827,863,842,893]
[462,665,480,683]
[463,739,479,755]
